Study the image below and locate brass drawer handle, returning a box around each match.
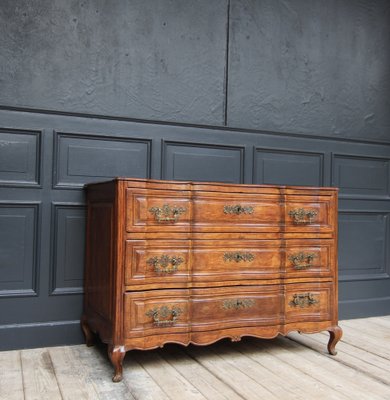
[289,293,319,308]
[223,252,255,263]
[145,306,183,326]
[147,255,184,274]
[149,204,186,222]
[222,299,255,310]
[288,252,316,270]
[223,205,254,215]
[288,208,318,224]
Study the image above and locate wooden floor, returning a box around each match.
[1,316,389,400]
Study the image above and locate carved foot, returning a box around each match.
[327,325,343,355]
[108,345,126,382]
[81,316,95,347]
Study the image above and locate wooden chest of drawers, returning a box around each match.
[82,178,342,382]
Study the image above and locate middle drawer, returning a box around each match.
[124,239,335,288]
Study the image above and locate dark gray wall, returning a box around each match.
[0,0,228,125]
[0,0,389,350]
[228,0,390,140]
[1,0,389,140]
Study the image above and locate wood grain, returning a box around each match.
[82,178,340,382]
[20,348,62,400]
[0,350,24,400]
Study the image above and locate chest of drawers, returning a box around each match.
[81,178,342,382]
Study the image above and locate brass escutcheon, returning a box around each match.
[147,255,184,274]
[223,252,255,263]
[288,252,317,270]
[288,208,318,224]
[149,204,186,223]
[223,205,254,215]
[222,299,255,310]
[145,305,182,326]
[289,293,319,308]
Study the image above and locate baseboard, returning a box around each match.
[0,320,84,351]
[339,297,390,320]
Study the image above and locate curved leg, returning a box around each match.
[81,315,95,347]
[327,325,343,355]
[108,345,126,382]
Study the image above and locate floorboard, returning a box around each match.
[237,340,346,400]
[159,345,244,400]
[0,350,24,400]
[186,344,280,400]
[20,348,62,400]
[132,350,207,400]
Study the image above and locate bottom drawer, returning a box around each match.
[123,282,334,339]
[284,282,334,323]
[124,289,190,338]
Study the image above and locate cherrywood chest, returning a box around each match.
[82,178,342,382]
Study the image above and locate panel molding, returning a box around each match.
[50,202,86,295]
[253,147,325,186]
[2,104,390,146]
[331,153,390,200]
[162,140,244,183]
[0,128,42,188]
[53,131,152,189]
[0,202,40,297]
[338,209,390,282]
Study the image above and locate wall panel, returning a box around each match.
[51,204,86,295]
[54,132,151,188]
[0,129,41,187]
[332,154,390,199]
[253,148,324,186]
[338,211,389,281]
[0,203,39,296]
[163,141,244,183]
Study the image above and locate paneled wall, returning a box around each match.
[0,0,389,349]
[0,108,389,349]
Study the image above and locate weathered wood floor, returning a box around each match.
[1,316,389,400]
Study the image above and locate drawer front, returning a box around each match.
[191,286,282,331]
[124,289,190,338]
[285,195,336,234]
[192,193,282,232]
[125,240,284,287]
[284,282,334,323]
[285,239,335,278]
[126,189,191,233]
[125,240,190,286]
[192,240,282,282]
[124,240,334,287]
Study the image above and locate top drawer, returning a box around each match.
[125,188,336,236]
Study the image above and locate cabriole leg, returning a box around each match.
[81,315,95,347]
[108,345,126,382]
[327,325,343,355]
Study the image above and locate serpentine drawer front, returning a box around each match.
[82,178,342,382]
